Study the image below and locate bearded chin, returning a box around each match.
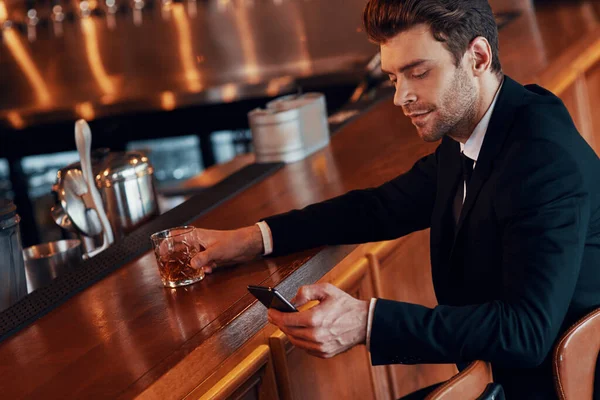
[419,129,443,142]
[417,118,453,142]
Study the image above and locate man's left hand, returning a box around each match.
[267,283,370,359]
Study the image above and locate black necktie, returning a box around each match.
[453,152,475,225]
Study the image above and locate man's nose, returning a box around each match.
[393,80,417,107]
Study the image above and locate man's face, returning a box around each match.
[381,24,478,142]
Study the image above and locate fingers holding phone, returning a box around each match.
[264,283,370,359]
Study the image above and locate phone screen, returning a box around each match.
[247,285,298,312]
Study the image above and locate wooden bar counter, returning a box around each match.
[1,1,599,399]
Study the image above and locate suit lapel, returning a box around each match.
[429,137,462,301]
[451,76,526,251]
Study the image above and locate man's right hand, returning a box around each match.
[189,225,265,273]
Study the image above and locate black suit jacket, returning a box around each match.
[263,76,600,399]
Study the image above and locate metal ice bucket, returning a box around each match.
[23,239,83,292]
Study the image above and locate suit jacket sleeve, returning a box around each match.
[369,140,591,368]
[262,146,439,257]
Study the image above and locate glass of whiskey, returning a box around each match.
[150,226,205,287]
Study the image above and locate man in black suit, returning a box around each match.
[187,0,600,398]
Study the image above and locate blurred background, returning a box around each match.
[0,0,384,246]
[0,0,543,247]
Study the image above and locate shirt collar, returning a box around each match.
[460,79,503,162]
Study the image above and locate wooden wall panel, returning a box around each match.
[195,345,279,400]
[585,60,600,155]
[369,231,458,399]
[269,253,392,400]
[284,336,377,400]
[559,81,585,139]
[559,77,597,152]
[227,366,275,400]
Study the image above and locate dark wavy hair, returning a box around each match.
[363,0,502,74]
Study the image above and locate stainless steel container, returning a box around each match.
[23,239,83,292]
[0,200,27,311]
[95,152,158,238]
[52,150,159,252]
[248,92,330,163]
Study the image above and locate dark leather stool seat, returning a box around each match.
[553,308,600,399]
[425,360,504,400]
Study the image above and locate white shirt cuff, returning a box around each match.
[366,298,377,351]
[255,221,273,256]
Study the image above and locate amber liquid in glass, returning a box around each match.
[155,240,206,287]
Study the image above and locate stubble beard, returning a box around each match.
[417,65,478,143]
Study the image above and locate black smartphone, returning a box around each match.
[247,285,298,313]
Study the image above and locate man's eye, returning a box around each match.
[412,70,429,79]
[388,76,396,83]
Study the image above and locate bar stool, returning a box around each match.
[553,308,600,399]
[425,360,504,400]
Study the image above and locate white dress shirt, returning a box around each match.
[256,221,273,255]
[458,80,503,202]
[258,80,504,351]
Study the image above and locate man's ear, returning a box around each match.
[468,36,493,77]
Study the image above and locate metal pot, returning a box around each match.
[23,239,83,292]
[52,149,159,248]
[95,151,159,238]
